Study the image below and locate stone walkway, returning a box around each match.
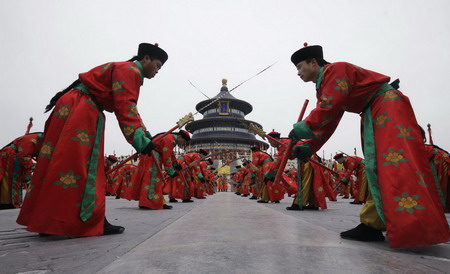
[1,193,449,273]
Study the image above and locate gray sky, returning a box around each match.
[1,0,449,159]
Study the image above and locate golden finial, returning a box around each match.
[222,78,228,87]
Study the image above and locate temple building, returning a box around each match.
[185,79,268,165]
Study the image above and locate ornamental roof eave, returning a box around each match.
[195,98,253,115]
[185,117,262,131]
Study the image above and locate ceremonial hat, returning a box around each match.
[209,166,216,170]
[177,130,191,141]
[235,165,242,169]
[107,155,118,163]
[207,158,213,165]
[138,43,168,64]
[291,42,323,66]
[267,129,281,139]
[333,153,344,160]
[198,149,209,156]
[250,145,260,152]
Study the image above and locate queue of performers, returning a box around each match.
[0,42,448,249]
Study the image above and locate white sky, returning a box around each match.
[1,0,449,159]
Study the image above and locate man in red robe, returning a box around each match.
[288,43,449,248]
[0,133,43,209]
[17,43,168,236]
[334,153,366,204]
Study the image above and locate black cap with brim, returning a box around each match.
[291,45,323,66]
[138,43,168,64]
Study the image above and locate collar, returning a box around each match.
[134,61,145,84]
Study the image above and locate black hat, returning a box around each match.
[177,130,191,141]
[291,43,323,66]
[235,165,241,169]
[138,43,168,64]
[198,149,209,156]
[333,153,344,160]
[250,145,260,152]
[268,130,281,139]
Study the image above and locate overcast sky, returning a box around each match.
[1,0,449,159]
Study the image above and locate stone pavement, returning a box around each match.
[1,193,449,274]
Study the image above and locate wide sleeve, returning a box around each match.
[155,135,176,175]
[111,63,151,153]
[293,63,356,152]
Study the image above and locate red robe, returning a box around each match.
[293,62,449,247]
[131,134,177,209]
[0,133,43,207]
[18,61,152,236]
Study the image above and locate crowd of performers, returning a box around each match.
[0,42,449,249]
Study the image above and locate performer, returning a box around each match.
[104,155,118,196]
[0,133,43,209]
[131,131,188,210]
[288,43,449,248]
[17,43,168,236]
[333,153,366,204]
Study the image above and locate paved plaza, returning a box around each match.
[1,192,449,274]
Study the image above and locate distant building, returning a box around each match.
[185,79,268,173]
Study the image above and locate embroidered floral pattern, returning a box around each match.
[85,98,97,109]
[395,125,415,140]
[71,129,93,146]
[416,170,427,187]
[394,192,425,214]
[127,103,139,117]
[112,80,125,94]
[374,112,392,129]
[121,124,135,139]
[39,142,54,159]
[351,64,364,72]
[381,148,409,167]
[128,65,140,74]
[101,63,112,72]
[382,90,401,103]
[319,94,333,109]
[54,171,80,189]
[54,104,70,119]
[334,78,351,94]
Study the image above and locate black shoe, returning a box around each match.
[103,218,125,235]
[340,223,385,242]
[286,204,303,211]
[242,194,249,197]
[182,199,194,203]
[249,196,257,200]
[0,204,16,210]
[169,198,178,203]
[115,196,120,199]
[273,200,280,203]
[257,200,268,203]
[303,204,319,210]
[350,201,364,204]
[197,197,206,199]
[39,233,52,237]
[139,206,155,210]
[163,204,173,209]
[342,197,349,199]
[235,192,241,195]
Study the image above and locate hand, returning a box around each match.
[168,171,179,178]
[141,141,156,156]
[293,143,313,161]
[172,161,182,171]
[264,172,276,183]
[288,129,299,143]
[340,177,349,186]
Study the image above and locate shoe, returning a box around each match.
[257,200,268,203]
[169,198,178,203]
[249,196,257,200]
[197,197,206,199]
[340,223,385,242]
[182,199,194,203]
[39,233,52,237]
[103,218,125,235]
[342,197,349,199]
[273,200,280,203]
[303,204,319,210]
[286,204,303,211]
[242,194,249,197]
[163,204,173,209]
[350,201,364,204]
[0,204,16,210]
[115,196,120,199]
[235,192,241,195]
